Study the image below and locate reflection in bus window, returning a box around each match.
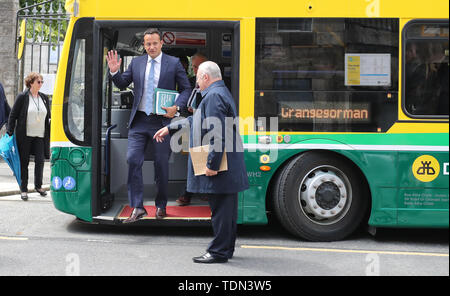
[406,23,449,38]
[254,18,399,132]
[67,39,86,141]
[404,36,449,116]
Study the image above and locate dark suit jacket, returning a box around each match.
[169,80,249,194]
[111,53,191,128]
[7,89,51,159]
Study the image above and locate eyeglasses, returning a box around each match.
[37,81,44,84]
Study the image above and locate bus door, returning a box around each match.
[92,21,240,222]
[98,28,118,214]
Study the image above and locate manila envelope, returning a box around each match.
[189,144,228,176]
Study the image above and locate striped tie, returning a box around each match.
[145,59,156,115]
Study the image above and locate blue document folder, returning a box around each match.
[154,88,179,115]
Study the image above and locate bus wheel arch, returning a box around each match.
[269,150,371,241]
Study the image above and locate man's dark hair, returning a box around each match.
[143,28,162,41]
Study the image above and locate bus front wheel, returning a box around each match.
[273,151,369,241]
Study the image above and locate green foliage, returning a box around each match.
[19,0,66,11]
[19,0,68,45]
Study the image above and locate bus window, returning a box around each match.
[63,18,93,146]
[403,22,449,117]
[67,39,86,142]
[255,18,399,132]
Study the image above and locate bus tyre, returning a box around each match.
[273,152,369,241]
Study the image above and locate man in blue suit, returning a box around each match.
[154,61,249,263]
[106,28,191,221]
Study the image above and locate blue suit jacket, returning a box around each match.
[111,53,191,128]
[169,80,249,194]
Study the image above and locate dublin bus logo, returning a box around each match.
[416,161,436,176]
[412,155,440,183]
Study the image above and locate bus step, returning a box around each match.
[116,205,211,222]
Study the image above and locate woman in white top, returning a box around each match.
[7,72,51,201]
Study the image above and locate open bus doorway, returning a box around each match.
[94,21,239,223]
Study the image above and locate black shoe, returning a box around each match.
[123,207,148,224]
[35,188,47,197]
[155,207,167,219]
[192,253,228,264]
[21,192,28,201]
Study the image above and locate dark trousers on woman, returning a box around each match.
[206,193,238,259]
[19,136,45,192]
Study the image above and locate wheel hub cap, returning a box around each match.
[316,182,341,210]
[299,167,351,223]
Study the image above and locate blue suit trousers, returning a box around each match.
[127,112,171,209]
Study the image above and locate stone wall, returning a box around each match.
[0,0,19,106]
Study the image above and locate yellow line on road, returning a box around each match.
[241,245,449,257]
[0,236,29,241]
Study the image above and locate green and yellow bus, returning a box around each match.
[50,0,449,241]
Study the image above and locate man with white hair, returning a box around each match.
[154,61,249,263]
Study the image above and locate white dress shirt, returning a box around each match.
[138,53,162,113]
[110,53,162,113]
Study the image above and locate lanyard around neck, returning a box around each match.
[30,94,41,111]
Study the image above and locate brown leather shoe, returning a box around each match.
[176,196,191,206]
[155,207,166,219]
[123,207,147,224]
